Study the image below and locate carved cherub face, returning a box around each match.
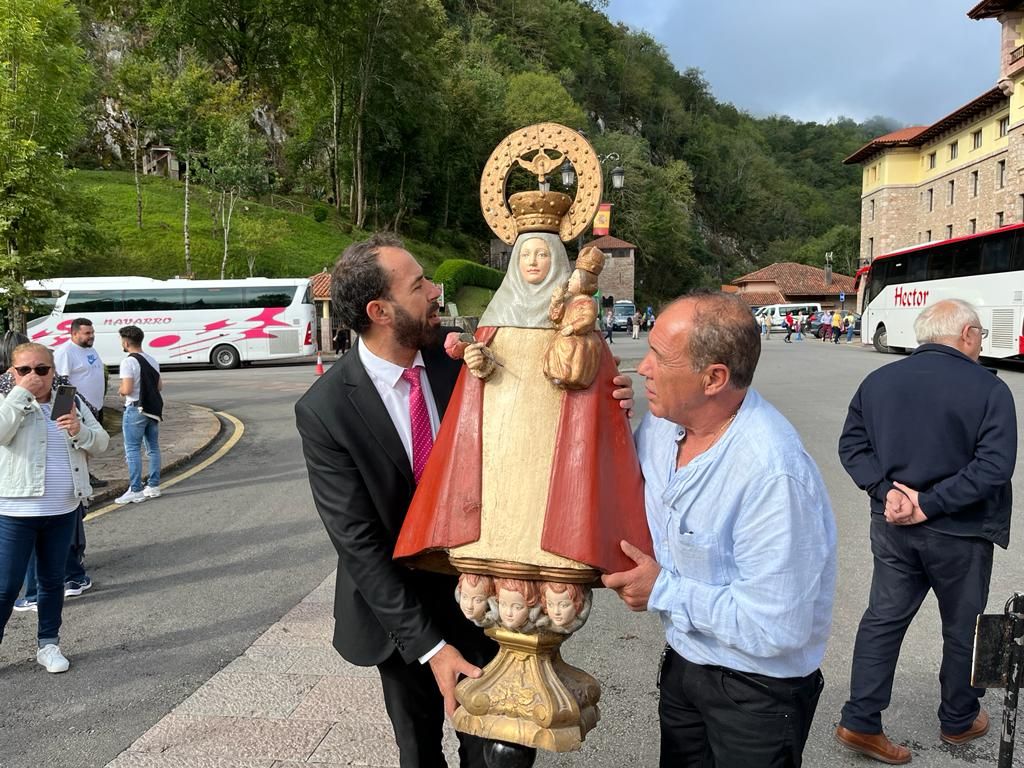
[498,587,531,630]
[458,574,493,622]
[543,586,578,628]
[519,237,553,284]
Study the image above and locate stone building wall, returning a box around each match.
[595,249,636,303]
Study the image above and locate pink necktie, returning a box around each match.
[401,367,433,482]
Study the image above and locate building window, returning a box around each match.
[946,224,954,239]
[973,129,983,149]
[868,237,874,260]
[1020,194,1024,221]
[948,179,955,205]
[927,188,934,211]
[969,218,977,234]
[971,170,979,197]
[1000,115,1010,137]
[928,152,937,169]
[949,141,959,160]
[925,230,932,241]
[998,159,1006,188]
[997,211,1005,227]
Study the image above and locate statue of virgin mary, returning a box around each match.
[394,190,650,582]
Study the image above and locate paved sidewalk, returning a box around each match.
[88,395,223,505]
[104,573,460,767]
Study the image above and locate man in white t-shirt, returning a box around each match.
[53,318,105,419]
[114,325,163,505]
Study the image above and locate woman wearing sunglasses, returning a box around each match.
[0,342,109,672]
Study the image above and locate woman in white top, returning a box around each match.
[0,343,109,672]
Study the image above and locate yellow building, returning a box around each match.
[846,1,1024,264]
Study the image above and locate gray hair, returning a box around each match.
[677,290,761,389]
[913,299,980,344]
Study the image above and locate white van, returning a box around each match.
[755,303,822,328]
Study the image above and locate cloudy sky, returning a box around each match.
[604,0,1001,127]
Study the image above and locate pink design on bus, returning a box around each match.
[238,307,289,339]
[203,319,233,332]
[150,335,181,348]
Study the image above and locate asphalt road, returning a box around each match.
[0,362,334,768]
[3,337,1024,768]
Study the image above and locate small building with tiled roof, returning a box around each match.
[845,4,1024,265]
[732,263,855,310]
[308,270,336,352]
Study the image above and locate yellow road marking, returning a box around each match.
[84,409,245,522]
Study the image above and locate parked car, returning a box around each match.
[809,312,861,338]
[611,300,636,331]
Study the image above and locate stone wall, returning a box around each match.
[593,248,635,303]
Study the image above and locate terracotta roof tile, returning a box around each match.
[733,262,855,297]
[584,235,637,250]
[735,290,785,307]
[309,271,331,301]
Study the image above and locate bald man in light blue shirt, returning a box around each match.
[604,292,837,768]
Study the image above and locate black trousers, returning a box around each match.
[377,628,497,768]
[840,518,993,735]
[659,649,824,767]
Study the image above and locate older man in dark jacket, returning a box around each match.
[834,299,1016,764]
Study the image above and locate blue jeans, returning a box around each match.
[23,505,87,600]
[0,508,79,645]
[123,407,161,492]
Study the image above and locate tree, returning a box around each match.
[0,0,91,329]
[196,114,270,278]
[147,50,220,278]
[115,54,163,229]
[503,71,586,129]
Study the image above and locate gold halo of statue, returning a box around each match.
[394,123,651,754]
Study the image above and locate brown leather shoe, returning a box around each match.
[940,709,989,745]
[835,725,912,764]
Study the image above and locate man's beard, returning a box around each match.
[76,337,94,347]
[392,302,442,350]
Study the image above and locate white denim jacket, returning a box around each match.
[0,385,110,499]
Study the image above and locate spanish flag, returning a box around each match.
[592,203,612,236]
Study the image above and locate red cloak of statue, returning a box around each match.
[394,326,652,575]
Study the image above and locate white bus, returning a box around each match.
[25,276,316,368]
[858,223,1024,358]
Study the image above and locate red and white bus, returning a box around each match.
[26,276,316,368]
[857,224,1024,358]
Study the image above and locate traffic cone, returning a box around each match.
[315,351,325,376]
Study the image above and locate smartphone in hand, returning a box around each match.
[50,385,77,420]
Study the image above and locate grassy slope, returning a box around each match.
[67,170,457,280]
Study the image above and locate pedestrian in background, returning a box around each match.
[604,308,615,344]
[604,291,836,767]
[821,310,832,342]
[834,299,1015,764]
[846,313,856,344]
[632,310,642,340]
[115,326,163,504]
[784,311,794,343]
[0,342,109,672]
[831,310,843,343]
[796,312,805,341]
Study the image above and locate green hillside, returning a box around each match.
[66,170,460,280]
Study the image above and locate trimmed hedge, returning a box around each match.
[432,259,504,306]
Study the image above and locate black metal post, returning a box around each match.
[999,594,1024,768]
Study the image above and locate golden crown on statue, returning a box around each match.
[574,245,605,275]
[508,191,573,234]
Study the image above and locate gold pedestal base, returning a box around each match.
[453,626,600,752]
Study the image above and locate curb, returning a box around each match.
[89,405,227,506]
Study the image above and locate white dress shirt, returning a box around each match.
[357,340,445,664]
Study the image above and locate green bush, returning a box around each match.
[433,259,504,307]
[312,205,328,222]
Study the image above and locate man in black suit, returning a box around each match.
[296,233,635,767]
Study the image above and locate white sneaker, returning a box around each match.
[115,489,147,504]
[142,485,162,498]
[37,644,70,673]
